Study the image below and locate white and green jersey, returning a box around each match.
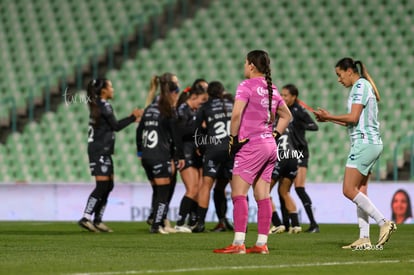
[347,78,382,145]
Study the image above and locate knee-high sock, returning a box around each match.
[271,210,282,226]
[177,196,194,226]
[257,198,272,235]
[279,195,290,228]
[353,192,385,226]
[213,188,227,220]
[152,185,170,228]
[232,195,248,233]
[93,180,114,223]
[295,187,317,225]
[357,206,370,239]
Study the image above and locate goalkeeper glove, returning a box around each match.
[229,135,249,157]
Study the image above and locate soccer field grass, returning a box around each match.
[0,222,412,275]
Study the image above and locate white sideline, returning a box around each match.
[68,259,413,275]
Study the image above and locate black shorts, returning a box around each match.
[272,158,298,181]
[202,149,233,179]
[142,159,173,180]
[297,157,309,168]
[182,142,203,169]
[89,154,113,176]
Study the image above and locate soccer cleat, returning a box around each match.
[377,221,397,246]
[174,225,192,233]
[342,238,371,250]
[192,222,205,233]
[163,219,176,233]
[78,218,99,232]
[288,226,302,234]
[246,244,269,254]
[213,244,246,254]
[212,222,226,232]
[94,222,114,233]
[269,225,286,234]
[305,224,320,233]
[150,226,169,234]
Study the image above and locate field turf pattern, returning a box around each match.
[0,222,413,275]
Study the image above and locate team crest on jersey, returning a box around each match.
[101,165,108,173]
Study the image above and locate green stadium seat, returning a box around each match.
[1,0,412,183]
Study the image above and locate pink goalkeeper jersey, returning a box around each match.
[235,77,284,142]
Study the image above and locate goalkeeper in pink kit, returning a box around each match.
[214,50,292,254]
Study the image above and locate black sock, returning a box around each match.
[93,180,113,223]
[279,196,290,228]
[271,211,282,226]
[289,212,300,227]
[177,196,193,226]
[213,188,226,220]
[83,196,100,217]
[196,206,208,224]
[188,199,198,226]
[152,185,170,229]
[295,187,317,226]
[168,174,177,204]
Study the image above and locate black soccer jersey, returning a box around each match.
[289,101,318,153]
[276,125,300,160]
[136,101,179,161]
[195,97,233,152]
[174,102,199,157]
[88,99,135,156]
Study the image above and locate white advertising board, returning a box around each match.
[0,182,413,224]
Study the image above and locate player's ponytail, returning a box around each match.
[158,73,178,118]
[355,60,381,102]
[87,79,107,125]
[336,58,380,102]
[247,50,274,124]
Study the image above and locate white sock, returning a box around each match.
[256,234,268,246]
[353,192,386,227]
[357,206,370,239]
[83,213,92,220]
[233,232,246,245]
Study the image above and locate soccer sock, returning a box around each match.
[256,234,268,247]
[289,212,300,227]
[93,180,113,223]
[189,199,198,226]
[152,185,170,228]
[196,206,208,224]
[279,196,290,228]
[233,232,246,245]
[94,200,107,223]
[357,206,370,239]
[148,184,157,221]
[83,196,99,220]
[295,187,317,225]
[168,174,177,204]
[353,192,386,226]
[257,198,272,235]
[232,195,248,235]
[177,196,193,226]
[271,211,282,226]
[213,188,227,220]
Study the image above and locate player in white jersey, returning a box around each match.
[314,57,396,250]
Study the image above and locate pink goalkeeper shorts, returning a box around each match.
[232,139,277,184]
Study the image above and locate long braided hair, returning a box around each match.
[246,50,274,123]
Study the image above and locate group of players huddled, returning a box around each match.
[78,73,319,235]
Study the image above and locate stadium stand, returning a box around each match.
[0,0,413,183]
